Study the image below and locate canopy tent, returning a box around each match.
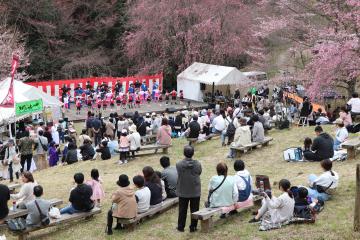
[177,62,250,101]
[0,78,63,125]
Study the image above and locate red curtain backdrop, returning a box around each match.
[26,74,163,98]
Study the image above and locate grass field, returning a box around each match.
[3,125,360,240]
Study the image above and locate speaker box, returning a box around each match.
[166,108,177,113]
[123,112,134,118]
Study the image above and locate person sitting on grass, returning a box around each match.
[303,126,334,161]
[307,159,339,202]
[208,162,238,218]
[60,173,94,215]
[25,185,51,227]
[107,174,137,235]
[65,142,78,165]
[142,166,163,207]
[249,179,295,231]
[233,160,252,202]
[95,140,111,160]
[160,156,178,198]
[333,119,348,151]
[133,175,151,214]
[80,139,95,161]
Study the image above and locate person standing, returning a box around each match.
[18,131,34,172]
[34,130,48,170]
[176,145,202,232]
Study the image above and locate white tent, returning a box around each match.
[0,78,63,125]
[177,62,250,101]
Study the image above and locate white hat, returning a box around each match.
[121,129,128,134]
[129,124,137,133]
[152,112,156,116]
[146,113,150,117]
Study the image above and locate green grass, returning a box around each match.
[3,125,360,240]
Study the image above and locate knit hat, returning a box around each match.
[117,174,130,187]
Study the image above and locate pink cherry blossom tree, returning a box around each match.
[125,0,259,87]
[255,0,360,98]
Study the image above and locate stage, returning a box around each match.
[64,99,208,122]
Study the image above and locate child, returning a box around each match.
[133,175,151,213]
[121,92,127,109]
[293,187,313,219]
[304,137,312,152]
[116,94,121,111]
[75,97,82,115]
[110,97,115,109]
[96,98,102,113]
[86,169,105,207]
[87,95,93,110]
[135,92,141,108]
[179,90,184,103]
[102,97,108,111]
[155,171,167,200]
[171,89,177,105]
[165,90,170,105]
[128,92,134,109]
[118,129,129,164]
[48,141,59,167]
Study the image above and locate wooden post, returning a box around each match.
[162,147,168,154]
[354,164,360,231]
[200,217,213,233]
[348,148,356,160]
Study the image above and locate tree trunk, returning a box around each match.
[347,78,357,97]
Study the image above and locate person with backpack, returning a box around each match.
[227,118,252,159]
[34,130,48,170]
[233,160,252,202]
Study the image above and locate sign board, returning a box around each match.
[15,99,43,116]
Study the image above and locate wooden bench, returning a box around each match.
[141,135,157,145]
[187,133,219,146]
[6,199,63,220]
[12,207,101,240]
[117,197,179,230]
[230,137,273,158]
[191,196,263,232]
[341,138,360,160]
[115,144,172,156]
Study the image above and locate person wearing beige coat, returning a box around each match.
[107,174,137,235]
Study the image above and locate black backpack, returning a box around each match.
[226,118,236,137]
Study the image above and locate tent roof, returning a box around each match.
[177,62,250,86]
[0,78,63,124]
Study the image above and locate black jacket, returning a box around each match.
[311,132,334,160]
[188,121,201,138]
[65,149,78,164]
[80,144,95,160]
[144,181,163,205]
[96,147,111,160]
[69,184,94,211]
[0,184,10,219]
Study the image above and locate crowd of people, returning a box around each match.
[0,144,339,233]
[60,80,184,114]
[0,85,356,236]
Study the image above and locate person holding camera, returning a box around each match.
[249,179,295,231]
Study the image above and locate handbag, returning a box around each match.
[38,138,48,152]
[35,200,50,226]
[313,182,333,194]
[49,207,61,219]
[204,176,227,208]
[7,218,27,231]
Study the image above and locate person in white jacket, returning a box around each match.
[128,125,141,159]
[333,119,348,151]
[233,160,253,202]
[249,179,295,231]
[307,159,339,201]
[3,139,21,182]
